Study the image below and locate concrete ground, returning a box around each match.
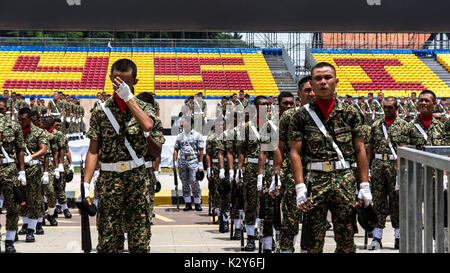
[0,172,399,253]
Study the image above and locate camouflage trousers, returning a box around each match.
[146,167,156,241]
[371,158,399,229]
[262,166,275,237]
[230,165,241,220]
[55,172,67,205]
[210,164,231,214]
[243,162,259,226]
[96,166,152,253]
[43,163,57,209]
[0,163,20,233]
[21,164,44,219]
[279,167,301,252]
[306,168,357,253]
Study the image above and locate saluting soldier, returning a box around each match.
[272,77,313,253]
[289,62,372,253]
[367,97,409,250]
[173,115,205,212]
[0,98,26,253]
[83,59,156,253]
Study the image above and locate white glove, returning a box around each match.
[358,182,373,206]
[76,182,91,202]
[143,131,150,138]
[54,169,60,179]
[207,167,212,178]
[257,174,264,191]
[70,165,74,173]
[444,175,448,191]
[71,117,76,122]
[295,183,308,206]
[18,171,26,186]
[269,176,277,194]
[41,172,49,184]
[219,169,225,179]
[154,171,159,181]
[198,162,204,171]
[115,82,134,102]
[91,170,100,183]
[395,176,399,191]
[24,155,32,164]
[235,169,242,182]
[229,170,234,182]
[66,117,71,123]
[57,163,64,173]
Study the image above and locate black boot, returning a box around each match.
[53,209,59,218]
[46,214,58,226]
[183,203,193,211]
[244,235,256,251]
[194,203,202,211]
[232,228,241,240]
[394,238,399,249]
[56,205,62,214]
[25,229,35,243]
[223,221,229,233]
[5,240,16,253]
[18,223,28,235]
[63,209,72,219]
[14,233,18,242]
[263,249,272,253]
[35,222,44,235]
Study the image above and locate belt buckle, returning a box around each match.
[323,162,333,172]
[118,161,130,172]
[383,154,388,161]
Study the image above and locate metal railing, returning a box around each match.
[398,146,450,253]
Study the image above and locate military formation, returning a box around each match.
[0,95,76,252]
[201,62,450,253]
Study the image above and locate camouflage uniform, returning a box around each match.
[87,97,155,253]
[0,114,24,239]
[278,107,302,252]
[206,131,221,211]
[361,100,384,125]
[42,129,58,214]
[405,100,418,118]
[398,103,408,119]
[141,103,165,238]
[48,99,64,120]
[289,99,365,253]
[369,117,409,235]
[408,115,446,149]
[53,129,69,205]
[234,98,249,112]
[21,125,49,222]
[445,118,450,145]
[237,120,261,234]
[225,126,241,227]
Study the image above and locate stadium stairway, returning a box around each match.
[419,56,450,87]
[264,55,297,94]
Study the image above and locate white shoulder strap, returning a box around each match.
[51,100,60,114]
[100,103,143,165]
[381,123,398,160]
[304,104,349,168]
[1,147,13,162]
[250,124,260,140]
[267,120,278,133]
[414,123,428,141]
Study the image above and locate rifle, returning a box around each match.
[173,168,180,212]
[258,178,265,253]
[273,173,281,253]
[300,181,312,253]
[238,169,245,251]
[79,159,92,253]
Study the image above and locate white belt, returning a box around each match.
[307,161,356,172]
[246,158,259,164]
[27,160,41,166]
[375,153,396,161]
[50,113,60,116]
[144,161,153,169]
[212,158,227,163]
[100,159,144,173]
[0,158,15,164]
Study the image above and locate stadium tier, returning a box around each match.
[310,49,450,98]
[0,46,279,99]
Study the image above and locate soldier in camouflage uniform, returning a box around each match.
[84,59,156,253]
[289,62,372,253]
[0,98,26,252]
[206,127,220,223]
[3,90,14,120]
[237,96,269,251]
[17,107,50,243]
[135,92,165,235]
[272,78,313,253]
[193,92,207,132]
[367,97,409,250]
[405,92,419,119]
[398,97,408,119]
[47,91,65,120]
[361,92,384,125]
